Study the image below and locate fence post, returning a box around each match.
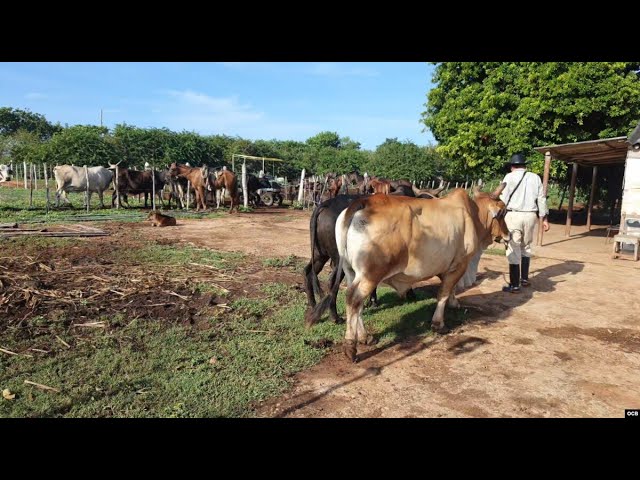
[242,162,248,209]
[44,162,50,214]
[23,161,28,189]
[152,166,156,211]
[29,163,34,208]
[115,164,120,209]
[84,165,90,213]
[187,180,191,210]
[298,169,306,203]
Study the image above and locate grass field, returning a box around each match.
[0,182,228,224]
[1,184,472,417]
[0,241,462,417]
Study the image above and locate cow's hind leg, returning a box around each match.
[329,268,345,324]
[364,289,379,308]
[303,254,328,307]
[432,265,467,333]
[344,276,378,362]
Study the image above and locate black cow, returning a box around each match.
[389,184,415,197]
[303,195,366,326]
[304,193,426,326]
[110,166,166,208]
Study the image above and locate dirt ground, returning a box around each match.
[143,208,640,418]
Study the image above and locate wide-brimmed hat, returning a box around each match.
[508,153,527,165]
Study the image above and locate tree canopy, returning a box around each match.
[0,107,62,139]
[422,62,640,178]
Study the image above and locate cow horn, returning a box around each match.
[490,182,507,199]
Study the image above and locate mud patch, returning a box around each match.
[538,326,640,353]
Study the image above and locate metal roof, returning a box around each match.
[533,136,629,166]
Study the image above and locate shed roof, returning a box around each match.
[533,136,629,166]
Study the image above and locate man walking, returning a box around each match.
[500,153,550,293]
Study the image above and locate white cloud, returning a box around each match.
[307,63,379,78]
[25,92,47,100]
[154,90,264,133]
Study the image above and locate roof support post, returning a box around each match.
[565,162,579,237]
[537,151,552,246]
[586,165,598,231]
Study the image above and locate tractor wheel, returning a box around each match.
[260,192,274,206]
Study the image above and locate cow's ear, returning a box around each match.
[490,182,507,199]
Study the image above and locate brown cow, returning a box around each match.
[368,177,391,195]
[168,162,208,211]
[325,184,509,362]
[326,174,343,198]
[210,168,240,213]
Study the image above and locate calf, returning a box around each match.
[147,210,177,227]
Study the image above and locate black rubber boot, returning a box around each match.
[521,256,530,287]
[502,264,521,293]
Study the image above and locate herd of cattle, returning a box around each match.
[0,162,279,212]
[2,161,511,363]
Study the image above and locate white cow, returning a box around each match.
[0,164,13,182]
[53,165,114,208]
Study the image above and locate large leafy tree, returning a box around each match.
[367,138,438,181]
[422,62,640,179]
[45,125,120,166]
[0,107,62,139]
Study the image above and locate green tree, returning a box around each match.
[0,107,62,139]
[45,125,119,166]
[112,124,175,168]
[367,138,436,181]
[306,131,341,150]
[7,130,47,165]
[422,62,640,179]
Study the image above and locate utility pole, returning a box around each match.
[100,109,103,127]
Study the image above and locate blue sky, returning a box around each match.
[0,62,436,151]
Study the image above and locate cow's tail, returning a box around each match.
[308,203,324,297]
[305,198,366,327]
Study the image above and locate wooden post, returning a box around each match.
[152,166,156,211]
[537,151,552,246]
[29,164,34,208]
[84,165,90,212]
[115,164,120,209]
[34,163,38,190]
[44,162,50,214]
[565,162,578,237]
[312,178,317,206]
[23,161,27,189]
[298,169,306,203]
[242,162,248,209]
[586,165,598,231]
[187,180,191,210]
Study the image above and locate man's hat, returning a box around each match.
[509,153,527,165]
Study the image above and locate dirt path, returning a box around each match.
[131,210,640,417]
